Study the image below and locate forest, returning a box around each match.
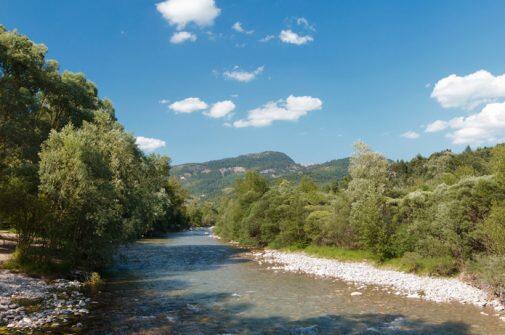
[0,26,189,271]
[213,142,505,299]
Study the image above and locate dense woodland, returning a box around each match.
[0,27,189,270]
[213,142,505,299]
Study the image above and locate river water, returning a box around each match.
[86,229,505,334]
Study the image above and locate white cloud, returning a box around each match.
[259,35,275,42]
[233,95,322,128]
[159,99,170,104]
[425,120,449,133]
[136,136,166,152]
[170,31,197,44]
[295,17,315,31]
[169,97,208,113]
[232,22,253,34]
[156,0,221,30]
[401,131,420,139]
[223,66,264,83]
[279,29,313,45]
[204,100,236,118]
[425,102,505,145]
[431,70,505,109]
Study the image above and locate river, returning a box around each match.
[86,229,505,334]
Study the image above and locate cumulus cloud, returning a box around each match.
[204,100,236,118]
[233,95,322,128]
[431,70,505,109]
[223,66,264,83]
[232,22,254,34]
[425,120,449,133]
[156,0,221,30]
[279,29,313,45]
[169,97,208,113]
[401,131,420,139]
[425,102,505,145]
[170,31,197,44]
[136,136,166,152]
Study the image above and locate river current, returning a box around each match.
[86,229,505,334]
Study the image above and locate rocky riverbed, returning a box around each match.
[0,270,90,332]
[252,250,505,319]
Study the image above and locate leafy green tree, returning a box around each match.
[347,141,392,258]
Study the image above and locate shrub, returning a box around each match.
[398,252,459,276]
[481,201,505,255]
[471,255,505,299]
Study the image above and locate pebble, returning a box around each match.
[0,269,89,330]
[350,291,362,296]
[252,250,505,315]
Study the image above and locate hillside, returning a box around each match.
[172,151,350,198]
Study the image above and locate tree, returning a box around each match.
[347,141,392,258]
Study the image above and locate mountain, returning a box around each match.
[172,151,349,198]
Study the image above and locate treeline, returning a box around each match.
[0,27,188,270]
[214,142,505,299]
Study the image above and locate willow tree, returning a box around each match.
[347,141,392,258]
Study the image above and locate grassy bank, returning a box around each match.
[280,245,460,277]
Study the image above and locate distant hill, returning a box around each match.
[172,151,349,198]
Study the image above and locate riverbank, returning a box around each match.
[211,229,505,318]
[252,249,505,316]
[0,269,91,332]
[0,233,92,333]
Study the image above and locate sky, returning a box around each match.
[2,0,505,165]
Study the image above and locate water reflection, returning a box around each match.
[86,229,504,335]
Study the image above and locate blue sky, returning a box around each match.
[2,1,505,164]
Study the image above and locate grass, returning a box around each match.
[2,248,72,277]
[303,245,377,262]
[281,244,378,263]
[280,245,459,277]
[383,252,459,277]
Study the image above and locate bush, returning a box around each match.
[471,255,505,299]
[397,252,459,276]
[481,201,505,255]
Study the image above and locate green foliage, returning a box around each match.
[0,26,189,271]
[471,255,505,299]
[394,252,459,276]
[347,142,393,259]
[86,272,104,289]
[481,201,505,255]
[213,139,505,301]
[301,245,376,262]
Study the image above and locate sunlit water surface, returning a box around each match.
[86,229,505,334]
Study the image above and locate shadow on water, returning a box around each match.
[85,230,475,335]
[86,290,472,334]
